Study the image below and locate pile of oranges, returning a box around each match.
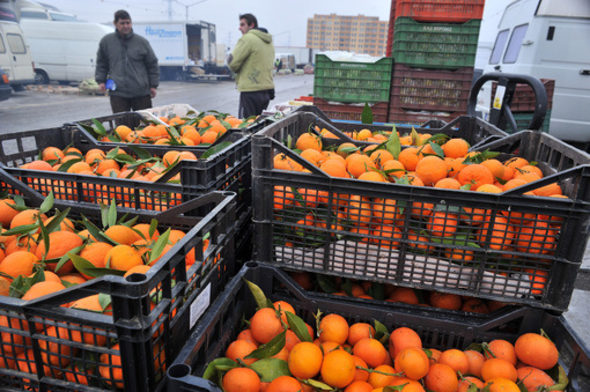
[0,195,200,300]
[273,127,566,261]
[289,271,508,314]
[95,113,248,146]
[212,281,564,392]
[26,146,196,182]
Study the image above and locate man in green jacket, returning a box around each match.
[96,10,159,114]
[228,13,275,118]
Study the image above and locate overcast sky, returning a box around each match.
[44,0,512,49]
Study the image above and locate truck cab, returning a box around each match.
[484,0,590,142]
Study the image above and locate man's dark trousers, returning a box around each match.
[239,90,274,118]
[110,95,152,113]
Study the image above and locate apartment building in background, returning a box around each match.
[306,13,388,57]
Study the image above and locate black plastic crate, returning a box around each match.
[0,188,236,391]
[73,111,244,154]
[294,104,449,132]
[167,263,590,392]
[0,125,252,250]
[252,112,590,311]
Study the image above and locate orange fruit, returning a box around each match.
[321,349,356,388]
[272,300,295,324]
[98,344,124,389]
[0,251,39,279]
[438,349,469,374]
[35,231,83,273]
[115,125,133,140]
[344,380,373,392]
[389,327,422,359]
[42,146,64,162]
[485,340,517,365]
[504,157,529,170]
[123,264,151,278]
[348,322,376,346]
[222,367,260,392]
[425,363,458,392]
[369,149,394,168]
[367,364,398,388]
[464,349,485,378]
[415,155,448,185]
[346,154,375,178]
[296,133,322,151]
[387,287,419,304]
[250,307,283,344]
[265,375,301,392]
[22,281,66,300]
[320,158,349,178]
[516,366,554,391]
[458,376,485,392]
[225,339,258,366]
[319,313,349,344]
[457,164,494,191]
[79,242,113,278]
[487,377,520,392]
[481,358,518,382]
[104,225,142,245]
[105,245,143,271]
[395,347,430,380]
[4,236,37,255]
[382,159,406,179]
[0,199,19,227]
[10,209,47,229]
[60,274,87,285]
[442,138,469,158]
[352,337,388,368]
[427,212,459,238]
[398,147,422,171]
[288,341,323,379]
[514,333,558,370]
[0,276,9,296]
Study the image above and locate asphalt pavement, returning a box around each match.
[0,73,314,133]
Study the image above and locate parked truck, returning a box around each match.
[133,20,230,81]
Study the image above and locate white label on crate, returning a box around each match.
[493,85,506,110]
[190,283,211,329]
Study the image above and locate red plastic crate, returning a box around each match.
[313,98,389,123]
[391,63,474,112]
[395,0,485,23]
[491,79,555,111]
[388,107,466,125]
[386,0,396,57]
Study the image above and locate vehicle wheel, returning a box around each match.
[34,70,49,85]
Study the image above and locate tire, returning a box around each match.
[34,70,49,85]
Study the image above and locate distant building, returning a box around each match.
[306,13,388,57]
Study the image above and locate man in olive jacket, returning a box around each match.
[228,13,275,118]
[96,10,159,113]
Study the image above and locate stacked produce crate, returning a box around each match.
[388,0,485,124]
[491,79,555,133]
[312,54,393,123]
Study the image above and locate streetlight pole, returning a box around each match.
[172,0,209,21]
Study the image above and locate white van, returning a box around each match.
[483,0,590,142]
[0,20,35,89]
[19,18,113,84]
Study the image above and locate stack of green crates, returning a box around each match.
[505,110,552,134]
[313,54,393,103]
[392,17,481,69]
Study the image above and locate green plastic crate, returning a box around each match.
[505,110,552,133]
[393,18,481,69]
[313,54,393,103]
